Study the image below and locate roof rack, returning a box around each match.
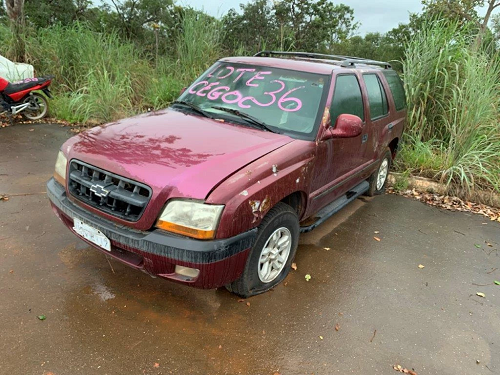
[254,51,392,69]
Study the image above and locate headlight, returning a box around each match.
[156,200,224,240]
[54,151,68,186]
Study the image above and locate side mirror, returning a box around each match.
[331,114,363,138]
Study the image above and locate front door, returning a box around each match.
[309,73,369,214]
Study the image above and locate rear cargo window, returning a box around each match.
[330,75,364,123]
[383,72,406,111]
[363,74,388,120]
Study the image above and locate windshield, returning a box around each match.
[177,62,329,138]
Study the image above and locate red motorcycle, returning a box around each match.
[0,76,53,121]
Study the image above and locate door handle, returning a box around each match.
[362,134,368,143]
[388,123,395,131]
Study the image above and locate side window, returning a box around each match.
[330,75,364,124]
[383,71,406,111]
[363,74,388,120]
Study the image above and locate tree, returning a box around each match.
[273,0,358,51]
[421,0,500,47]
[222,0,278,53]
[5,0,25,61]
[25,0,78,27]
[104,0,174,40]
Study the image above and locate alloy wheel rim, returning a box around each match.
[376,158,389,190]
[258,227,292,283]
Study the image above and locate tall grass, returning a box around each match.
[0,10,225,121]
[402,19,500,194]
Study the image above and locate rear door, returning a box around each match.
[361,72,390,165]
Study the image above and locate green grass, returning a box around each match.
[401,19,500,195]
[0,11,224,123]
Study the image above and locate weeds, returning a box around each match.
[402,19,500,194]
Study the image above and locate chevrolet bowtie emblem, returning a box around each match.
[90,183,111,198]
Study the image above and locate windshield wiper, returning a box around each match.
[171,100,213,118]
[209,105,279,133]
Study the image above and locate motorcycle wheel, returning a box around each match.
[22,92,49,121]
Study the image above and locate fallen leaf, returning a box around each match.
[486,242,493,247]
[374,237,381,242]
[291,263,297,271]
[474,244,482,248]
[418,264,425,269]
[37,315,46,321]
[319,335,323,340]
[335,323,340,331]
[29,128,34,132]
[305,274,311,281]
[153,363,159,368]
[393,364,417,374]
[374,231,380,234]
[476,292,486,298]
[238,299,245,303]
[246,302,251,307]
[218,345,222,349]
[273,372,281,375]
[9,270,13,274]
[323,247,330,251]
[494,281,500,285]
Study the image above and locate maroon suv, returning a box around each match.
[47,51,406,297]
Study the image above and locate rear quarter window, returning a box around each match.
[383,72,406,111]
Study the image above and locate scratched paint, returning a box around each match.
[249,196,272,223]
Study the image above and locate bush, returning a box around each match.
[402,19,500,194]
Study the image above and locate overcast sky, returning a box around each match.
[178,0,497,35]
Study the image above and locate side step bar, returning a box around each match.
[300,180,369,233]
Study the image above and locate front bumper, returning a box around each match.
[46,178,257,289]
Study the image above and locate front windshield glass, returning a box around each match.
[177,62,329,137]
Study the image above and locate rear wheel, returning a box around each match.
[226,202,299,297]
[22,92,48,121]
[366,148,392,196]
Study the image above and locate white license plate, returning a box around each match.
[73,218,111,251]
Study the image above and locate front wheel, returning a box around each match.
[22,92,49,121]
[366,148,392,196]
[226,202,299,298]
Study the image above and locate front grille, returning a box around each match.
[68,160,152,222]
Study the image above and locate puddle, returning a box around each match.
[92,282,115,301]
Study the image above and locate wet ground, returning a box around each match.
[0,123,499,375]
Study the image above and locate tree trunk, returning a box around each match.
[475,0,500,49]
[5,0,26,62]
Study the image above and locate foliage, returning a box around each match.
[222,0,359,54]
[402,19,500,193]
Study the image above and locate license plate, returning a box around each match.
[73,218,111,251]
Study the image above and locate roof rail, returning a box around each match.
[254,51,392,69]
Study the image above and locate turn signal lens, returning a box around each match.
[54,151,68,186]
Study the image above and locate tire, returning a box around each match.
[22,92,49,121]
[366,148,392,196]
[226,202,299,298]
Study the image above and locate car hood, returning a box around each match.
[63,108,294,200]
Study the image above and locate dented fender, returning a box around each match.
[206,140,316,239]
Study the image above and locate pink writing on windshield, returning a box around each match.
[187,67,304,112]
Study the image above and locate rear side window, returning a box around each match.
[363,74,388,120]
[383,71,406,111]
[330,75,364,123]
